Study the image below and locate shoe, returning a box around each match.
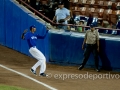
[78,65,84,70]
[30,68,37,76]
[95,68,100,72]
[40,73,48,77]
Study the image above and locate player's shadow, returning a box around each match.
[99,39,112,71]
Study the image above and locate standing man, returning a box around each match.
[21,25,49,76]
[52,1,70,30]
[78,24,100,72]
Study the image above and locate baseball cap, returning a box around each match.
[90,24,95,28]
[58,1,64,5]
[30,25,36,30]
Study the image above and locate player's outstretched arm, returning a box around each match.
[37,30,49,39]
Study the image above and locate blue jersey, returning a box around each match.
[24,30,48,48]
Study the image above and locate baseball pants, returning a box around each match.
[29,47,46,74]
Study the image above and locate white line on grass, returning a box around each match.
[0,64,57,90]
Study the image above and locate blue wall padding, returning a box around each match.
[12,3,21,51]
[67,36,84,64]
[105,40,120,69]
[20,9,29,55]
[0,0,5,45]
[44,33,49,62]
[4,0,13,48]
[27,14,39,27]
[49,32,87,64]
[49,31,120,71]
[49,33,71,62]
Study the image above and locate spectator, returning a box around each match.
[76,20,85,32]
[52,1,70,30]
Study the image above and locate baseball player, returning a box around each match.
[21,25,49,77]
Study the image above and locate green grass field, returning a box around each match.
[0,84,28,90]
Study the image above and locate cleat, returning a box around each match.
[39,73,48,77]
[30,68,37,76]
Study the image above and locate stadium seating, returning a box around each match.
[69,0,120,34]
